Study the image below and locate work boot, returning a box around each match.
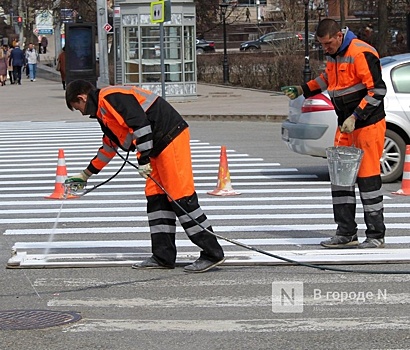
[183,257,225,273]
[358,238,385,249]
[320,234,359,248]
[132,256,174,270]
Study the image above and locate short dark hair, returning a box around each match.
[316,18,341,38]
[65,80,95,110]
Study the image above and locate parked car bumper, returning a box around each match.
[281,119,332,157]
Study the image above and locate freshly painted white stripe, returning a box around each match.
[4,223,409,235]
[0,181,324,192]
[1,213,342,224]
[0,179,323,186]
[0,163,282,174]
[0,145,222,155]
[0,196,336,206]
[10,248,410,268]
[0,187,330,198]
[52,317,410,333]
[0,161,280,169]
[0,149,243,161]
[0,158,270,166]
[0,143,211,155]
[6,202,408,214]
[13,236,410,250]
[0,204,337,214]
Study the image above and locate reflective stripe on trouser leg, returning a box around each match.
[357,175,385,239]
[171,192,224,262]
[147,194,177,266]
[331,184,358,236]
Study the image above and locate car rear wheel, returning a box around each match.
[196,48,205,54]
[380,129,406,183]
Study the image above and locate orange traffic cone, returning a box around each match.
[208,145,240,196]
[45,149,78,200]
[392,145,410,196]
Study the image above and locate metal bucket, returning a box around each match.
[326,146,364,186]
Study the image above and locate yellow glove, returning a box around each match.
[281,86,303,100]
[340,115,357,133]
[138,163,152,179]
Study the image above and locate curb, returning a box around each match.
[36,64,288,122]
[183,114,287,122]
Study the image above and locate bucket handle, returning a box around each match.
[336,129,357,148]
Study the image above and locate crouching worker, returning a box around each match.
[64,80,225,272]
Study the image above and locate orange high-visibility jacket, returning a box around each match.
[302,28,386,129]
[84,86,188,174]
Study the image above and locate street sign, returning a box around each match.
[103,23,112,32]
[38,29,53,35]
[150,1,164,23]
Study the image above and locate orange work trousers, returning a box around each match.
[144,128,195,200]
[334,118,386,178]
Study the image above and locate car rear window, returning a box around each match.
[391,64,410,93]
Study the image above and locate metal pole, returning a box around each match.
[160,22,166,99]
[222,9,229,84]
[18,0,23,44]
[303,1,312,83]
[97,0,109,85]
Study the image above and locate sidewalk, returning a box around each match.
[0,64,290,122]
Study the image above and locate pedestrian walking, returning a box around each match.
[25,42,39,82]
[9,42,24,85]
[5,45,14,84]
[64,80,225,272]
[0,45,7,86]
[56,47,66,90]
[245,7,251,22]
[41,36,48,54]
[282,18,386,249]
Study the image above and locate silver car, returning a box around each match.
[281,53,410,183]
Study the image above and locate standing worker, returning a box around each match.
[281,18,386,249]
[64,80,225,272]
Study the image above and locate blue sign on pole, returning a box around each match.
[38,29,53,35]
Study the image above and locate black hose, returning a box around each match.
[94,149,410,275]
[77,151,130,196]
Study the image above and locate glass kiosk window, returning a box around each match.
[122,19,196,88]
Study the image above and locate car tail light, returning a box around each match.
[301,94,334,113]
[209,42,215,47]
[297,33,303,40]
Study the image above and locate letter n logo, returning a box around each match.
[272,281,304,313]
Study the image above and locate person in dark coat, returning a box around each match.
[9,42,25,85]
[57,47,66,90]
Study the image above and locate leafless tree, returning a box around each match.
[377,0,389,56]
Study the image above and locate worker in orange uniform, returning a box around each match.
[282,18,386,249]
[64,80,225,272]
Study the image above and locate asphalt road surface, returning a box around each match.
[1,119,410,349]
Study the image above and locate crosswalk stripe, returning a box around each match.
[4,223,410,236]
[11,236,410,249]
